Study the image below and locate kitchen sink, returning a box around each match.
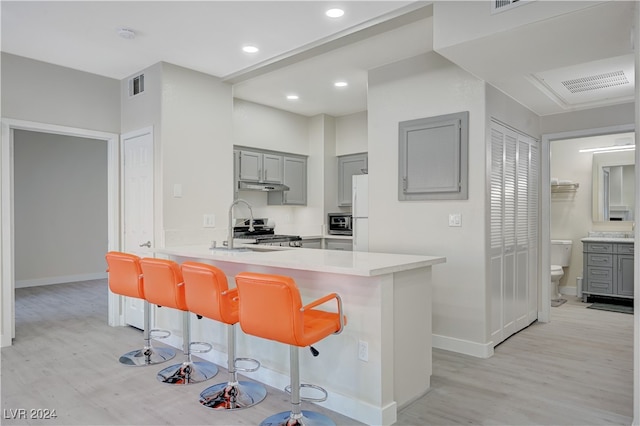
[209,245,278,254]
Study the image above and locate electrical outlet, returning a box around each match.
[203,214,215,228]
[358,340,369,362]
[448,213,462,227]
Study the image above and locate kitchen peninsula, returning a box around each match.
[153,245,445,425]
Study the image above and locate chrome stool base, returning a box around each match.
[260,410,336,426]
[199,380,267,410]
[157,361,218,385]
[119,346,175,366]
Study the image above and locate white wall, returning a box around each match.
[368,52,488,352]
[550,133,636,294]
[336,111,367,156]
[1,53,119,287]
[1,53,120,133]
[13,130,108,287]
[234,98,309,154]
[160,63,233,246]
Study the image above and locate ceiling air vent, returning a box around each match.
[561,71,630,94]
[533,55,635,107]
[128,73,145,97]
[491,0,531,14]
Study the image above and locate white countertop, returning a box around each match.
[299,234,353,240]
[581,231,634,243]
[581,237,635,243]
[155,245,445,277]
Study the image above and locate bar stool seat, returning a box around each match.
[235,272,346,426]
[140,258,218,385]
[105,251,175,366]
[181,261,267,410]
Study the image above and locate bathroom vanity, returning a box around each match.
[581,234,634,302]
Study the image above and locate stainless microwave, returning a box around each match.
[328,213,352,235]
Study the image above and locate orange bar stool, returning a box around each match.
[181,262,267,410]
[139,257,218,385]
[235,272,346,426]
[105,251,175,366]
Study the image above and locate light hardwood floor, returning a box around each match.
[1,281,634,425]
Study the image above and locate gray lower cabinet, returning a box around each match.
[300,238,322,249]
[582,242,634,301]
[324,239,353,251]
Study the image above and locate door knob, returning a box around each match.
[139,241,151,248]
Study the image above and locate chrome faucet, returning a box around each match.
[227,199,254,249]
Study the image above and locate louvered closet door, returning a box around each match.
[515,139,530,331]
[490,127,505,344]
[489,121,539,346]
[528,144,539,322]
[503,132,517,338]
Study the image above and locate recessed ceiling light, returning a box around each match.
[242,45,259,53]
[286,95,299,100]
[326,8,344,18]
[334,81,348,87]
[117,27,136,40]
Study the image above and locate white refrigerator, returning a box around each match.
[352,174,369,252]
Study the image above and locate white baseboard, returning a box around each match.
[432,334,494,359]
[16,272,108,288]
[559,285,577,296]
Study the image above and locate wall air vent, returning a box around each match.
[128,73,145,97]
[491,0,531,14]
[561,71,630,94]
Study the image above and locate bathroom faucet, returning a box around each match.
[227,199,254,249]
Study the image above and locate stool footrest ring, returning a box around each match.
[190,341,213,354]
[149,328,171,339]
[284,383,328,403]
[234,357,260,372]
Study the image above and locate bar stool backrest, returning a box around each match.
[140,258,187,311]
[181,262,238,325]
[105,251,144,299]
[235,272,305,346]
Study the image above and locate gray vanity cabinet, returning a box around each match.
[616,244,634,297]
[582,241,634,302]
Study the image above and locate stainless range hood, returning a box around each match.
[238,181,290,192]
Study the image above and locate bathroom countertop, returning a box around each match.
[581,237,635,243]
[581,231,634,243]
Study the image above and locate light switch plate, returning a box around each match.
[173,184,182,198]
[448,213,462,227]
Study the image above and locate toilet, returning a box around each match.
[550,239,573,300]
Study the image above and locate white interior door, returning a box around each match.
[122,128,153,329]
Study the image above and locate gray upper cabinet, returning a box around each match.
[238,149,283,183]
[338,153,367,207]
[398,111,468,201]
[268,156,307,206]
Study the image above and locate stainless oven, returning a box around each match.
[328,213,352,235]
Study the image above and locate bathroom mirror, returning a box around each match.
[592,150,635,222]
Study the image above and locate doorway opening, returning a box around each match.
[1,118,120,348]
[540,123,635,323]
